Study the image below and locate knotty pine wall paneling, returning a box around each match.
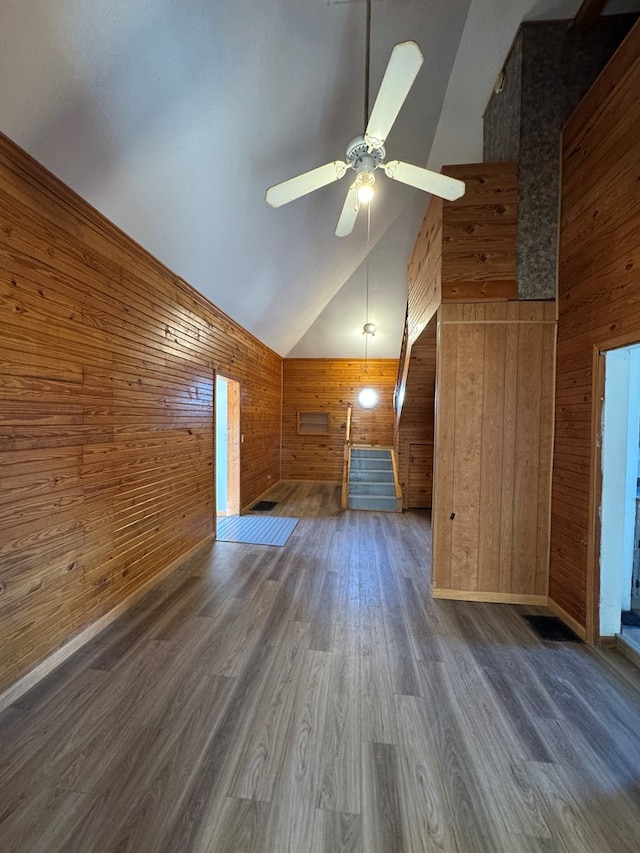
[432,302,556,603]
[440,163,518,303]
[396,318,437,508]
[282,359,397,481]
[0,133,282,696]
[407,198,442,347]
[405,162,518,345]
[551,20,640,637]
[400,162,520,510]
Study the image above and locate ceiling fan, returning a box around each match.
[265,9,465,237]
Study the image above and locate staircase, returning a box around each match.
[348,447,402,512]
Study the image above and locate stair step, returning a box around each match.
[348,494,400,512]
[349,481,397,496]
[350,458,393,471]
[349,468,394,482]
[348,448,398,511]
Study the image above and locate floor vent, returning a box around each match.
[522,615,583,643]
[252,500,278,511]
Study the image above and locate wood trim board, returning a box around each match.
[432,589,549,606]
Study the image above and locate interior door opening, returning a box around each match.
[215,375,241,518]
[599,344,640,653]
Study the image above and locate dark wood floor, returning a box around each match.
[1,481,640,852]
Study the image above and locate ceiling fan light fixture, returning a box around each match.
[356,170,375,204]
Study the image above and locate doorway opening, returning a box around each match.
[215,375,241,518]
[599,344,640,653]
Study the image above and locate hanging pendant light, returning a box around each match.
[357,0,378,412]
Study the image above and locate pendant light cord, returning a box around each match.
[364,0,372,375]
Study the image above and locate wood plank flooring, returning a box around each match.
[1,480,640,852]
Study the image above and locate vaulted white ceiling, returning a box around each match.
[0,0,629,357]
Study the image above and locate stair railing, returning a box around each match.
[394,308,410,438]
[390,447,403,509]
[341,403,353,510]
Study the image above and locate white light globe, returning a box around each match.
[357,183,374,204]
[357,387,379,409]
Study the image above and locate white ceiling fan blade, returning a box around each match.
[365,41,424,147]
[335,182,360,237]
[384,161,465,201]
[266,161,348,208]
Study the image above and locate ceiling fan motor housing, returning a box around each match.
[345,135,385,173]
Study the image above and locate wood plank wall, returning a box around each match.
[432,302,556,603]
[396,319,437,508]
[551,21,640,633]
[405,162,518,346]
[0,133,282,695]
[282,359,397,481]
[407,198,442,347]
[441,163,518,302]
[398,162,520,511]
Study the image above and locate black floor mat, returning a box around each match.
[251,500,278,511]
[621,610,640,627]
[522,615,583,643]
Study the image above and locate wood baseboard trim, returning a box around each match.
[0,533,216,715]
[431,588,548,606]
[615,635,640,669]
[547,597,588,642]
